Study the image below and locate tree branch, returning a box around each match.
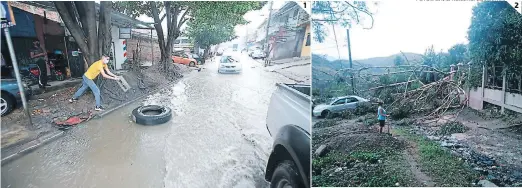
[178,7,191,29]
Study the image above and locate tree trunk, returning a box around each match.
[54,1,93,63]
[98,2,112,57]
[84,1,99,62]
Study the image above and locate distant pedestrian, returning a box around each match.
[30,40,50,88]
[69,55,120,111]
[377,101,389,133]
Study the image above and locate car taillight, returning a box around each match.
[30,69,40,76]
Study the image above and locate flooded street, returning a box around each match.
[1,53,301,188]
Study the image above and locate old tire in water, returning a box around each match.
[270,160,304,188]
[132,105,172,125]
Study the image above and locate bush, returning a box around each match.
[436,121,469,135]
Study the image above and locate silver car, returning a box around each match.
[312,96,369,118]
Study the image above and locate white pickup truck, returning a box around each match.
[265,83,311,188]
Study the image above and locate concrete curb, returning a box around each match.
[96,82,173,118]
[1,131,64,166]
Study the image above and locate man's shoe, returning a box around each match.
[69,98,77,103]
[94,106,105,111]
[44,84,51,87]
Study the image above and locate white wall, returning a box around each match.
[111,27,127,70]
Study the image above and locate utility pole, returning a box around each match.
[4,28,33,126]
[346,29,355,94]
[264,1,274,59]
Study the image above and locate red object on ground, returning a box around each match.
[54,112,93,126]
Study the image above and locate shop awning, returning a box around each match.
[11,1,154,30]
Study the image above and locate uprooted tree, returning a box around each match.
[54,1,113,68]
[313,2,521,119]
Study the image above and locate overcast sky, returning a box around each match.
[313,1,477,60]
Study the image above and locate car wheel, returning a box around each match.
[131,105,172,125]
[1,92,15,117]
[320,110,330,119]
[189,62,196,67]
[270,160,303,188]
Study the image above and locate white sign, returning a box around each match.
[119,28,132,39]
[295,1,311,15]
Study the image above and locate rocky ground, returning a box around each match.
[312,107,522,187]
[1,63,191,159]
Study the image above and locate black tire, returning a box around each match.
[1,92,15,117]
[189,62,196,67]
[270,160,304,188]
[131,105,172,125]
[320,110,330,119]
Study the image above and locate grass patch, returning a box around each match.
[436,121,469,135]
[394,128,478,186]
[312,150,418,187]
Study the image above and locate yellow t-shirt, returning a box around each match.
[84,60,107,80]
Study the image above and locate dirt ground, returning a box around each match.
[312,107,522,187]
[1,63,191,153]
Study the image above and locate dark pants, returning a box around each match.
[35,58,48,85]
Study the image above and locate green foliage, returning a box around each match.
[436,121,469,135]
[468,2,522,88]
[112,1,163,19]
[394,56,404,66]
[312,1,376,43]
[350,151,381,163]
[185,2,263,49]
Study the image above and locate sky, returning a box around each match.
[313,1,478,60]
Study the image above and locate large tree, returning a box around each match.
[54,2,112,66]
[185,1,263,58]
[467,1,522,88]
[113,1,193,70]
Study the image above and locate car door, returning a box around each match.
[330,98,347,112]
[181,54,190,65]
[342,97,359,110]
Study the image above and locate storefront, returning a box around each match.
[1,1,154,82]
[1,2,83,81]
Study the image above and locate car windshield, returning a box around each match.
[220,56,233,63]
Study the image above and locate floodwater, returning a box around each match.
[1,52,298,188]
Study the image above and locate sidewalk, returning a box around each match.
[265,58,311,84]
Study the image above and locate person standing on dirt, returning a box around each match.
[30,40,51,88]
[378,101,389,133]
[69,55,120,111]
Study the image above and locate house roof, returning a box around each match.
[17,1,154,29]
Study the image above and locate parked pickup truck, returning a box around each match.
[265,83,311,188]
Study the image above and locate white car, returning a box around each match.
[250,49,266,59]
[312,95,369,118]
[218,55,242,73]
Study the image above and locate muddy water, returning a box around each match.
[1,53,296,188]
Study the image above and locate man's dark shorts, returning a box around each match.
[379,120,385,127]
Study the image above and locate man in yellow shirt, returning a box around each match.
[69,55,120,111]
